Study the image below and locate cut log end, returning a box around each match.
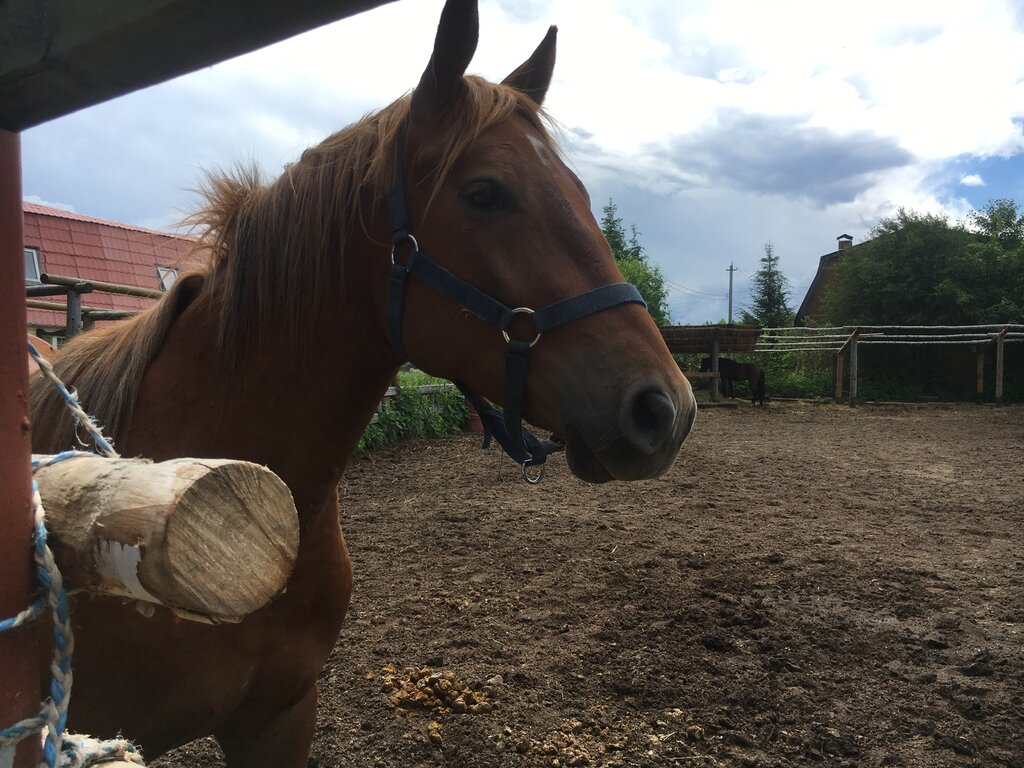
[162,460,299,617]
[34,455,299,621]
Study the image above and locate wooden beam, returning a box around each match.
[0,0,394,132]
[27,298,136,319]
[43,273,162,299]
[0,129,41,768]
[34,454,299,622]
[26,283,91,298]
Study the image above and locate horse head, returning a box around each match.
[378,0,695,482]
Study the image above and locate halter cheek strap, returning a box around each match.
[386,128,646,479]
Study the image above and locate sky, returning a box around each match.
[21,0,1024,324]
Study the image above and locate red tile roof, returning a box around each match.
[24,203,199,329]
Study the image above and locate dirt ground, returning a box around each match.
[154,401,1024,767]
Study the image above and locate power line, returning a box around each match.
[664,279,725,300]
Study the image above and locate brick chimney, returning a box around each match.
[837,233,853,251]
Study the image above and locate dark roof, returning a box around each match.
[794,237,871,325]
[0,1,394,131]
[24,203,197,328]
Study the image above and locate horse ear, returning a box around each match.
[411,0,479,118]
[501,26,557,106]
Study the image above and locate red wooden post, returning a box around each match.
[0,129,41,767]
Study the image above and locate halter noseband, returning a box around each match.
[386,128,646,481]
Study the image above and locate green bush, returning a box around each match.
[674,351,833,400]
[675,345,1022,403]
[357,373,468,452]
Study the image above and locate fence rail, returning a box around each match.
[749,324,1019,405]
[27,274,157,337]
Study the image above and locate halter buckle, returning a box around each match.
[501,307,542,347]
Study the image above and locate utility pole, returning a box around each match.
[726,262,736,324]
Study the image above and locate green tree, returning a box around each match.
[599,199,671,325]
[823,205,1023,325]
[741,241,793,328]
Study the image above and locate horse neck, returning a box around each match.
[124,234,398,522]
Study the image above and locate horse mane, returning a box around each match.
[30,77,554,452]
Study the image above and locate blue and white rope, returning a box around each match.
[0,347,141,766]
[26,341,118,459]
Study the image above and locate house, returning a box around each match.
[794,234,862,326]
[23,202,197,342]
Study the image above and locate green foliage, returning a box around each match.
[599,199,671,326]
[741,242,794,328]
[823,202,1024,325]
[357,374,468,452]
[616,257,672,326]
[396,369,449,388]
[674,351,831,399]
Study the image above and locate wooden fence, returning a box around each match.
[756,325,1024,405]
[26,273,158,336]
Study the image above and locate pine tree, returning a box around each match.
[600,200,630,260]
[599,199,671,325]
[741,242,793,328]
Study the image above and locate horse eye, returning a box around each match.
[463,180,507,211]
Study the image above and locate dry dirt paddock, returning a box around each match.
[156,402,1024,768]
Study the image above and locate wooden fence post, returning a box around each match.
[65,287,83,337]
[848,331,860,405]
[834,352,844,402]
[995,328,1007,406]
[976,346,985,401]
[710,331,720,403]
[0,127,42,768]
[836,329,860,406]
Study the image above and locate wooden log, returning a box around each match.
[42,273,164,299]
[33,455,298,622]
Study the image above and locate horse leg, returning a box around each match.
[216,685,317,768]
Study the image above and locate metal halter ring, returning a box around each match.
[522,462,545,484]
[501,307,542,347]
[390,234,420,265]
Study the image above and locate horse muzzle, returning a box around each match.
[560,379,696,483]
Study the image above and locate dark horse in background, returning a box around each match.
[701,357,766,405]
[28,1,695,765]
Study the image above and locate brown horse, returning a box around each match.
[29,1,695,764]
[700,356,766,405]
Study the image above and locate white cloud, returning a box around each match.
[23,195,76,212]
[19,0,1024,324]
[960,173,986,187]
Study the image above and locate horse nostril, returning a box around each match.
[626,389,677,453]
